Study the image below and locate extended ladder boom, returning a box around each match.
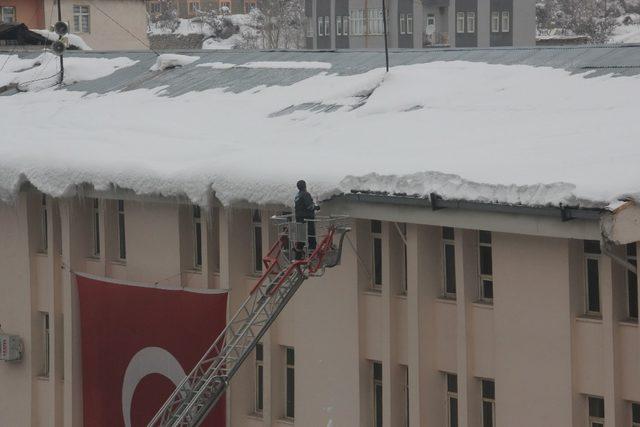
[148,216,349,427]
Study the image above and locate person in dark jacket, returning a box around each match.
[294,180,319,254]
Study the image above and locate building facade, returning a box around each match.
[0,0,45,28]
[305,0,536,49]
[43,0,147,50]
[1,187,640,426]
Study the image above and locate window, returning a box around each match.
[446,373,458,427]
[318,16,324,36]
[342,16,349,35]
[481,379,495,427]
[456,12,465,33]
[117,200,126,260]
[252,210,262,274]
[406,13,413,35]
[398,223,407,294]
[443,227,456,297]
[372,220,382,290]
[466,12,476,33]
[193,206,202,269]
[400,14,406,35]
[588,396,604,427]
[350,9,364,35]
[324,16,330,37]
[244,1,256,13]
[40,194,48,253]
[401,365,409,427]
[39,312,50,377]
[337,16,342,35]
[285,347,295,419]
[584,240,601,315]
[367,9,384,35]
[373,361,383,427]
[501,11,510,32]
[632,402,640,427]
[1,6,15,23]
[73,5,90,33]
[255,343,264,413]
[491,11,500,32]
[628,243,638,319]
[478,231,493,302]
[188,1,200,13]
[91,198,100,257]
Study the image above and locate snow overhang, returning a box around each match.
[601,200,640,245]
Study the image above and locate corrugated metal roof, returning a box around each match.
[4,44,640,96]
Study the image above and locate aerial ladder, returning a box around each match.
[147,215,350,427]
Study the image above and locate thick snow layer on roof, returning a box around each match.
[150,54,200,71]
[0,59,638,208]
[31,29,93,50]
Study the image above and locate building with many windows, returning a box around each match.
[305,0,536,49]
[1,47,640,426]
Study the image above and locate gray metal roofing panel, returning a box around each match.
[4,45,640,96]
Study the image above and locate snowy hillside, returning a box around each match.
[0,52,639,209]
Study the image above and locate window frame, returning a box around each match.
[399,13,406,35]
[456,12,465,33]
[372,361,383,427]
[1,6,16,23]
[318,16,324,36]
[627,243,638,320]
[584,241,601,316]
[336,16,342,35]
[117,200,126,261]
[406,13,413,35]
[342,15,349,35]
[255,343,264,414]
[251,209,263,275]
[632,401,640,427]
[466,12,476,33]
[40,194,48,253]
[446,373,458,427]
[193,205,203,270]
[401,365,409,427]
[39,312,50,378]
[587,395,605,427]
[284,347,295,419]
[491,11,500,33]
[91,198,100,257]
[442,227,456,298]
[73,4,90,33]
[501,11,510,33]
[481,379,495,427]
[478,230,493,303]
[371,220,383,291]
[324,15,330,37]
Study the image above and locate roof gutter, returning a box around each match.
[335,192,604,221]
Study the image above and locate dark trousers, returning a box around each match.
[296,218,316,253]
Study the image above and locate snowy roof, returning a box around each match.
[1,46,640,210]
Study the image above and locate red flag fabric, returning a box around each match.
[76,273,227,427]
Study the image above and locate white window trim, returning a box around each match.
[342,15,349,35]
[73,4,90,33]
[400,13,406,35]
[324,16,329,37]
[587,396,605,427]
[466,12,476,33]
[336,16,342,35]
[1,6,16,23]
[317,16,323,36]
[456,12,465,33]
[406,13,413,35]
[491,11,500,33]
[501,11,510,33]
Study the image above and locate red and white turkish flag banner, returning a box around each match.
[76,273,228,427]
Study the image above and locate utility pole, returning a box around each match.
[57,0,64,84]
[381,0,389,72]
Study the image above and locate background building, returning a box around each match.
[305,0,536,48]
[0,0,45,28]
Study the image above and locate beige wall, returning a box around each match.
[44,0,148,51]
[1,190,640,426]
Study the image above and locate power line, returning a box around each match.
[85,0,160,55]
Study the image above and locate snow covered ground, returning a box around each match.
[610,14,640,43]
[0,55,639,209]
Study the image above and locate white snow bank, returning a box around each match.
[1,60,639,208]
[150,54,200,71]
[202,34,243,50]
[0,52,137,91]
[196,62,236,69]
[240,61,332,69]
[31,29,92,50]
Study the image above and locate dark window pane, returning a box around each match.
[374,383,383,427]
[374,238,382,285]
[584,240,601,254]
[371,220,382,234]
[257,365,264,411]
[94,211,100,255]
[482,401,494,427]
[117,199,124,212]
[629,270,638,319]
[483,280,494,300]
[587,259,600,312]
[252,209,261,223]
[632,402,640,422]
[588,396,605,418]
[592,423,603,427]
[286,367,295,418]
[479,230,491,244]
[373,362,382,380]
[482,380,495,399]
[286,347,295,365]
[254,226,262,272]
[449,397,458,427]
[93,198,99,209]
[447,373,458,393]
[480,245,493,275]
[256,343,263,361]
[193,205,201,218]
[628,243,637,257]
[443,226,454,240]
[118,213,126,259]
[195,222,202,267]
[445,244,456,294]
